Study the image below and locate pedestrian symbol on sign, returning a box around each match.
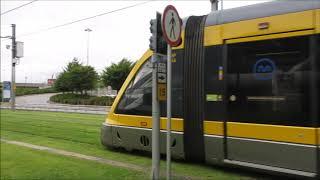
[169,13,176,39]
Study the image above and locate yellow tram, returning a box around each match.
[102,1,320,178]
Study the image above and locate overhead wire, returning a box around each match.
[17,0,153,38]
[1,0,39,16]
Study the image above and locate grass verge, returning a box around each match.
[1,110,265,179]
[1,142,146,180]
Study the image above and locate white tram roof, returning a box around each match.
[182,0,320,28]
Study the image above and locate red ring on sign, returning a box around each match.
[162,5,182,47]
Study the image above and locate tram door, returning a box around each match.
[225,35,318,174]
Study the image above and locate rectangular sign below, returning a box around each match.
[158,83,166,101]
[158,63,166,73]
[157,73,167,83]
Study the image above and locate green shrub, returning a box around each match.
[49,93,114,106]
[16,87,57,96]
[0,87,57,102]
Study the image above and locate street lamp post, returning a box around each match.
[84,28,92,66]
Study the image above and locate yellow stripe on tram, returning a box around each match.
[204,121,318,145]
[108,117,319,145]
[108,114,184,132]
[204,9,319,46]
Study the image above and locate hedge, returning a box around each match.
[16,87,57,96]
[0,87,57,102]
[49,93,114,106]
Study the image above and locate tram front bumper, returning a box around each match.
[100,123,113,148]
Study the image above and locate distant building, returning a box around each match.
[47,79,56,86]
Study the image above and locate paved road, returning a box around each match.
[1,93,110,114]
[16,93,58,105]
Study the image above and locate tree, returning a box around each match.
[101,58,134,91]
[68,65,98,94]
[54,58,99,94]
[54,71,71,93]
[65,57,81,71]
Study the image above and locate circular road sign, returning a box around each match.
[162,5,182,47]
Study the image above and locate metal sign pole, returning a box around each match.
[11,24,16,111]
[152,55,160,180]
[166,45,172,180]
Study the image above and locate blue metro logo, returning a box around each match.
[253,58,276,80]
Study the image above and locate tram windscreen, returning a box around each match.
[116,59,152,116]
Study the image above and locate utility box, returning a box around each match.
[15,41,24,58]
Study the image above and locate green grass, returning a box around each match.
[1,142,146,180]
[0,110,264,179]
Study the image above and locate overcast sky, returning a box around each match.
[1,0,267,83]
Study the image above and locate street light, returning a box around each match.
[84,28,92,66]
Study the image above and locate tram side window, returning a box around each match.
[116,58,152,116]
[227,35,313,127]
